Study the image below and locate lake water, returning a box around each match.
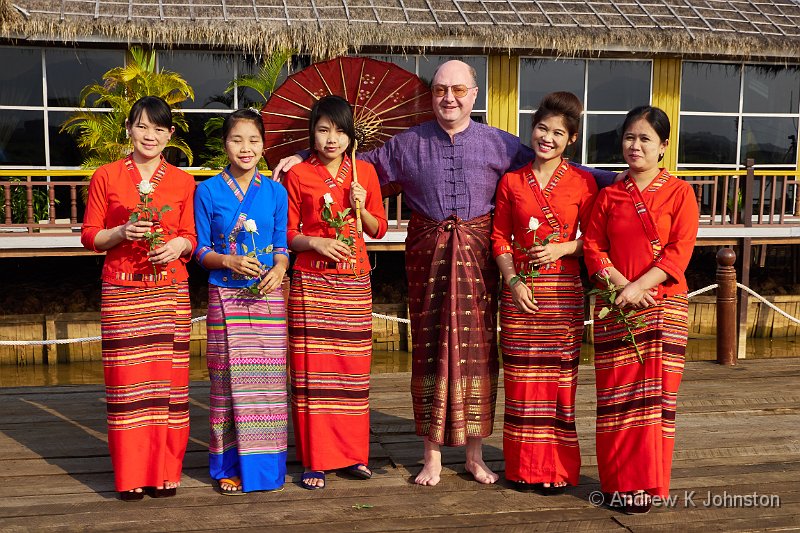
[1,337,798,388]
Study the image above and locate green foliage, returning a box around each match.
[587,273,648,364]
[510,231,559,293]
[321,199,354,247]
[229,49,295,104]
[201,49,294,170]
[61,47,195,169]
[0,178,53,223]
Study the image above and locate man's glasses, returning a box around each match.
[431,84,476,98]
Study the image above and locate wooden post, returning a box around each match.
[737,159,755,359]
[716,248,737,366]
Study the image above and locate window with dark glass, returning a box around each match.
[45,49,124,108]
[586,115,625,165]
[741,117,798,165]
[678,61,799,168]
[681,62,740,113]
[159,52,236,110]
[0,48,42,107]
[678,116,739,165]
[586,61,650,112]
[519,59,583,111]
[743,65,800,115]
[0,110,46,166]
[48,111,85,167]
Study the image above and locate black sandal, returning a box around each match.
[119,489,144,501]
[624,492,652,514]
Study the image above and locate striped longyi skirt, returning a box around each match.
[288,270,372,471]
[206,285,288,492]
[593,293,689,498]
[100,281,190,492]
[500,273,583,486]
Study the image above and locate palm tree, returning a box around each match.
[62,47,194,168]
[201,48,295,170]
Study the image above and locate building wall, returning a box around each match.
[0,46,798,174]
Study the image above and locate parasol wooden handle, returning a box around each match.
[351,141,363,237]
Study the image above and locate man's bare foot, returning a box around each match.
[465,437,498,484]
[414,437,442,486]
[465,458,499,484]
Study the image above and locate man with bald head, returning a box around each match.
[274,59,614,486]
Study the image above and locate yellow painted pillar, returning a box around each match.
[487,54,519,135]
[651,58,682,170]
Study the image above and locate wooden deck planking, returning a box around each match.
[0,358,798,531]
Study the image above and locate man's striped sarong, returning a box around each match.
[593,293,688,498]
[100,282,190,492]
[405,212,499,447]
[288,271,372,471]
[207,286,288,492]
[500,274,583,486]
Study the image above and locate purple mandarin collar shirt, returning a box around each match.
[362,119,615,222]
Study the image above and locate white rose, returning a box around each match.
[323,193,334,205]
[243,219,258,233]
[528,217,541,232]
[137,180,154,195]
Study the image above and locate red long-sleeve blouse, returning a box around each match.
[582,169,699,297]
[285,155,387,276]
[491,160,598,276]
[81,157,197,287]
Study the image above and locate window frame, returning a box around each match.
[517,56,654,169]
[678,59,800,170]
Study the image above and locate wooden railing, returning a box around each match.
[1,162,799,236]
[674,160,800,228]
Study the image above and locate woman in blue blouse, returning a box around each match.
[194,109,289,495]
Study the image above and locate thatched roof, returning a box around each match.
[3,0,800,60]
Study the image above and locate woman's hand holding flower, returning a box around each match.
[615,281,658,309]
[121,219,153,241]
[509,278,539,314]
[528,242,566,266]
[310,236,351,262]
[149,237,189,265]
[258,263,286,294]
[223,254,263,277]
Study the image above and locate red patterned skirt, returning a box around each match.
[593,293,688,498]
[406,212,499,447]
[288,271,372,471]
[500,274,583,485]
[100,282,190,492]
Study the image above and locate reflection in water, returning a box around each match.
[1,338,799,388]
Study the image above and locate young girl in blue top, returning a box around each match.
[194,109,289,494]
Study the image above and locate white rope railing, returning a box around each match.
[1,282,799,346]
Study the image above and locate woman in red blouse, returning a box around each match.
[284,95,387,490]
[81,96,196,501]
[583,106,699,513]
[491,92,597,495]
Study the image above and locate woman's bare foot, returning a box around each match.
[414,437,442,486]
[465,437,499,484]
[542,481,568,488]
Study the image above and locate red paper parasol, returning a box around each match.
[261,57,433,168]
